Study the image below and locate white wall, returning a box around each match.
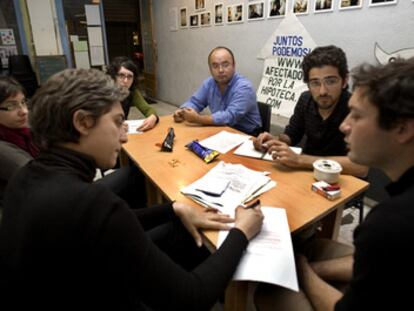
[152,0,414,107]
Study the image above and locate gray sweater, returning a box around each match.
[0,140,32,207]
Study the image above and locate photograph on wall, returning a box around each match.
[0,29,16,45]
[0,45,17,68]
[268,0,287,18]
[248,2,265,21]
[195,0,206,11]
[214,3,224,25]
[180,7,188,28]
[190,14,199,27]
[201,12,211,26]
[226,4,244,24]
[369,0,397,6]
[314,0,333,12]
[292,0,309,14]
[339,0,363,10]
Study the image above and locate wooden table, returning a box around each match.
[122,115,369,310]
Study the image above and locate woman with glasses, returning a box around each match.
[0,76,37,206]
[107,56,159,131]
[0,76,145,210]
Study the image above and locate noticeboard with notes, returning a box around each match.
[36,55,67,84]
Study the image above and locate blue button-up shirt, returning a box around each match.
[181,73,261,135]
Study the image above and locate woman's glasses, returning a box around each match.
[0,99,28,112]
[116,73,134,81]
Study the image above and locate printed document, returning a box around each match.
[199,130,250,154]
[234,139,302,161]
[125,119,144,134]
[180,161,275,215]
[218,207,298,291]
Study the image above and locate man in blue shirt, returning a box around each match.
[173,46,262,136]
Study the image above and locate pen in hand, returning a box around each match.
[243,199,261,209]
[260,144,268,159]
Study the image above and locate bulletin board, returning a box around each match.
[36,55,67,84]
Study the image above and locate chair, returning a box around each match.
[8,55,39,97]
[344,194,365,224]
[258,102,272,133]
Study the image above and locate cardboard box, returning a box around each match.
[311,181,341,200]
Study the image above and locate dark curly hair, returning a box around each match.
[107,56,139,92]
[0,76,24,104]
[302,45,348,83]
[351,57,414,130]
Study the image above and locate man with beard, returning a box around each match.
[253,45,367,177]
[173,46,262,136]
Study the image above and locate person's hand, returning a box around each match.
[173,109,185,122]
[173,202,234,247]
[181,108,199,123]
[234,205,264,240]
[268,141,301,168]
[138,114,157,131]
[252,132,275,151]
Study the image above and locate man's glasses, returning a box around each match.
[308,77,340,89]
[116,73,134,81]
[0,99,28,112]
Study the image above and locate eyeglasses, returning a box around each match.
[0,99,28,112]
[210,62,232,70]
[116,73,134,81]
[308,77,340,89]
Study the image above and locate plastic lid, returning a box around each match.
[313,159,342,174]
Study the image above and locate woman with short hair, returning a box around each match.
[0,68,263,310]
[107,56,158,131]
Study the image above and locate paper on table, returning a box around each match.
[218,207,298,291]
[199,130,250,154]
[180,161,273,215]
[195,178,230,197]
[234,140,302,161]
[125,120,145,134]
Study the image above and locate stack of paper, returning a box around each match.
[198,130,250,154]
[234,139,302,161]
[180,161,276,215]
[217,207,298,291]
[125,119,144,134]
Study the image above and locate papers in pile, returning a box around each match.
[198,130,250,154]
[234,139,302,161]
[180,161,276,215]
[125,119,144,134]
[218,207,298,291]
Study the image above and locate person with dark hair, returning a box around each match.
[173,46,262,136]
[0,76,142,210]
[107,56,158,131]
[256,57,414,311]
[0,68,264,310]
[253,45,367,177]
[0,76,36,206]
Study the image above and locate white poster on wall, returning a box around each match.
[87,27,104,66]
[85,4,101,25]
[26,0,59,56]
[257,13,317,118]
